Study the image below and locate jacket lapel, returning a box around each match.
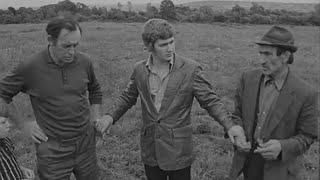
[243,70,263,141]
[261,71,294,140]
[158,55,186,117]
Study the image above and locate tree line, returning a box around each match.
[1,0,320,26]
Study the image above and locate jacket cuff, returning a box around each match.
[223,117,235,132]
[223,120,235,139]
[104,113,115,125]
[278,139,294,162]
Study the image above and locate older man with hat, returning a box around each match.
[228,26,318,180]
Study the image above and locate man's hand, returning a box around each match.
[227,125,246,144]
[234,136,251,152]
[23,121,47,144]
[254,139,282,160]
[95,114,113,135]
[90,104,100,123]
[20,166,35,180]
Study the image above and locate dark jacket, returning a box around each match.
[111,54,234,170]
[229,69,318,180]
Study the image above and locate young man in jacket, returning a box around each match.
[95,18,245,180]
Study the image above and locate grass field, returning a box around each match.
[0,22,319,180]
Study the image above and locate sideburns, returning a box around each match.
[52,40,58,46]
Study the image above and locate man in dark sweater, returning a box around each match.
[0,17,102,180]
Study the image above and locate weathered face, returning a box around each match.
[49,28,82,65]
[0,117,11,138]
[151,37,175,63]
[258,45,287,76]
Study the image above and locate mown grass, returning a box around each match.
[0,22,318,180]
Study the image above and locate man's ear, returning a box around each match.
[282,51,291,64]
[47,36,54,45]
[145,43,153,52]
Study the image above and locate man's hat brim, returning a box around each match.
[255,40,297,53]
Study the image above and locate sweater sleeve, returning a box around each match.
[0,62,27,103]
[87,61,102,105]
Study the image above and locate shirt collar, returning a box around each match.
[146,54,174,72]
[263,66,288,91]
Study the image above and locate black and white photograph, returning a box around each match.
[0,0,318,179]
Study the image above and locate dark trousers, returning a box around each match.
[144,164,191,180]
[243,153,264,180]
[36,125,98,180]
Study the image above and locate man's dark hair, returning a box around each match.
[276,47,294,64]
[46,17,82,41]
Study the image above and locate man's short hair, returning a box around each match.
[142,18,174,48]
[46,17,82,41]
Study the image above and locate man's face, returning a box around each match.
[50,28,81,65]
[152,37,175,63]
[258,45,286,76]
[0,117,11,138]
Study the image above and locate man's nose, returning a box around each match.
[67,47,75,55]
[167,43,174,52]
[259,56,266,64]
[6,121,12,129]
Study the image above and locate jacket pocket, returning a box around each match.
[172,125,193,138]
[140,126,155,161]
[172,125,193,158]
[287,162,299,177]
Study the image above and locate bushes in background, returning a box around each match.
[0,0,319,26]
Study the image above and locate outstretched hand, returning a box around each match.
[228,125,251,151]
[227,125,246,144]
[234,136,251,152]
[95,114,113,135]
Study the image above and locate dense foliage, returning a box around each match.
[0,0,319,25]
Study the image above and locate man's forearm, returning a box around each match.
[6,101,25,129]
[90,104,101,122]
[0,98,8,117]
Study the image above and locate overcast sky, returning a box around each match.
[0,0,318,9]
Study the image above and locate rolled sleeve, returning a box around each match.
[87,61,102,105]
[192,66,234,131]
